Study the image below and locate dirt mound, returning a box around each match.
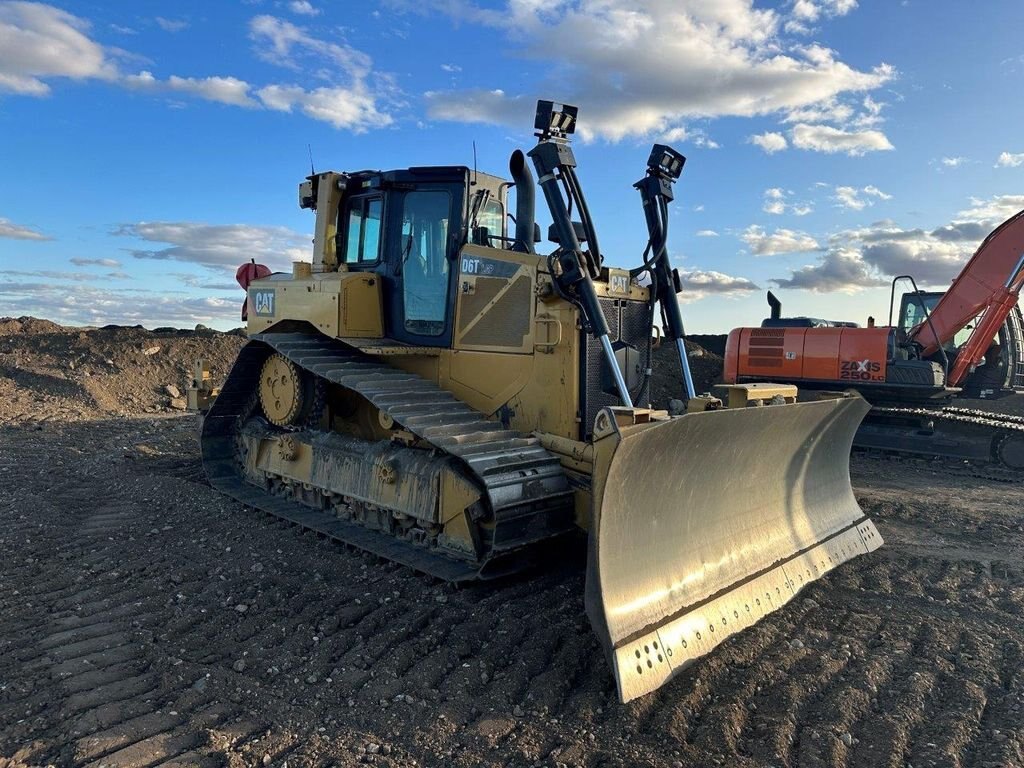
[648,338,725,406]
[0,316,66,336]
[0,318,245,423]
[687,333,728,358]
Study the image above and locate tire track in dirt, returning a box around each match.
[0,426,258,767]
[0,493,232,768]
[4,412,1024,767]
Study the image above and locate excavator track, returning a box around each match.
[201,332,575,582]
[856,404,1024,475]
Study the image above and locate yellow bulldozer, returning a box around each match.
[201,101,881,702]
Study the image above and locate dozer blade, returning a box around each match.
[585,396,880,703]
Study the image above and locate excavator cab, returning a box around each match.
[204,100,881,703]
[897,291,971,351]
[897,288,1024,397]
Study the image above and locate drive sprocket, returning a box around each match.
[259,353,308,426]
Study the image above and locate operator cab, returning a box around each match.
[897,291,971,352]
[899,289,1024,397]
[301,166,512,348]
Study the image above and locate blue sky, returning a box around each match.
[1,0,1023,332]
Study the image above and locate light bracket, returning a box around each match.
[535,100,578,142]
[647,144,686,180]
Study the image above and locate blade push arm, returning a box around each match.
[633,145,695,399]
[911,210,1024,385]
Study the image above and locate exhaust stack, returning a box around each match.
[509,149,536,254]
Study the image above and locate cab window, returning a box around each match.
[400,190,451,336]
[478,199,504,242]
[343,196,382,264]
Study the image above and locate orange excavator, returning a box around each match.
[725,209,1024,471]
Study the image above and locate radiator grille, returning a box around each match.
[580,298,651,439]
[748,328,785,368]
[460,275,531,348]
[458,277,505,332]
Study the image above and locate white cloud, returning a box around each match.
[956,194,1024,223]
[0,279,241,327]
[749,131,788,153]
[827,0,858,14]
[782,97,853,124]
[790,122,894,155]
[248,15,392,129]
[792,0,820,22]
[249,15,370,74]
[763,187,787,215]
[833,184,891,210]
[0,2,118,95]
[440,63,462,73]
[677,269,759,302]
[288,1,320,16]
[124,70,258,107]
[771,248,884,293]
[0,7,391,132]
[833,186,863,209]
[786,0,857,34]
[155,17,189,32]
[0,216,51,240]
[70,257,121,268]
[420,1,894,142]
[257,84,391,130]
[1,268,124,282]
[761,188,813,216]
[996,151,1024,168]
[835,184,892,210]
[695,229,719,237]
[742,225,821,256]
[772,193,1024,292]
[114,221,310,272]
[941,156,966,168]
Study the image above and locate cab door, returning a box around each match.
[385,185,461,347]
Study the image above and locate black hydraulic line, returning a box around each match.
[528,136,634,407]
[564,165,602,277]
[634,150,695,399]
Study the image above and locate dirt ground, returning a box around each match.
[1,320,1023,768]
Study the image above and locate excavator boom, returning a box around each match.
[912,210,1024,370]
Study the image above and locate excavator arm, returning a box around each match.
[911,210,1024,385]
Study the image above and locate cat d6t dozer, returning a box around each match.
[202,101,881,702]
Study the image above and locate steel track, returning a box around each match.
[856,403,1024,480]
[201,332,575,582]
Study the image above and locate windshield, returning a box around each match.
[901,293,975,349]
[899,294,940,334]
